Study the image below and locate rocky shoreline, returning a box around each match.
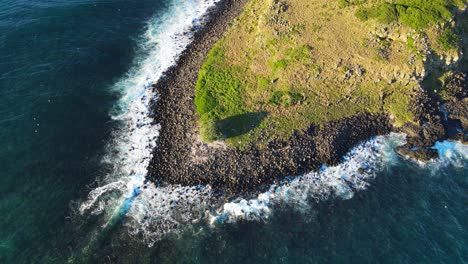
[147,0,467,194]
[395,72,468,161]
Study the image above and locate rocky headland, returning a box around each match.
[147,0,467,194]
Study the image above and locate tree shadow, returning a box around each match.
[216,112,269,139]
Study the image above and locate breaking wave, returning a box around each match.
[208,133,407,225]
[430,140,467,168]
[79,0,219,216]
[75,0,468,250]
[74,0,220,251]
[124,133,404,245]
[124,134,467,246]
[208,136,467,226]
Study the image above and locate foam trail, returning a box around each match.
[73,0,468,247]
[122,133,409,245]
[209,136,467,226]
[79,0,220,217]
[125,183,216,246]
[432,140,467,167]
[209,133,407,225]
[118,133,466,245]
[72,0,221,258]
[123,133,408,245]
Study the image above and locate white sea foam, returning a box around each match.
[421,140,468,172]
[76,0,468,248]
[396,138,468,171]
[78,0,220,223]
[432,140,467,166]
[207,136,467,226]
[122,133,409,246]
[208,133,407,225]
[126,183,216,246]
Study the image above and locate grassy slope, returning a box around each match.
[195,0,466,149]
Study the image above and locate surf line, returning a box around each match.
[70,0,221,261]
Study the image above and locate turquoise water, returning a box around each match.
[0,0,466,263]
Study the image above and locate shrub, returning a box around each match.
[195,68,244,116]
[438,27,458,50]
[356,8,371,21]
[407,35,416,51]
[356,3,398,24]
[257,77,271,90]
[375,3,399,24]
[339,0,352,8]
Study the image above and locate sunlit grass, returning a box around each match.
[195,0,465,148]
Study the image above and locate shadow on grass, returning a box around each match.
[216,112,269,139]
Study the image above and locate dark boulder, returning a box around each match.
[395,146,439,162]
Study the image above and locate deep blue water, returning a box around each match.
[0,0,166,262]
[0,0,466,263]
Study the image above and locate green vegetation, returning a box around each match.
[356,0,463,29]
[270,59,289,71]
[195,43,248,141]
[195,0,466,148]
[268,91,304,107]
[406,35,416,51]
[339,0,367,8]
[438,27,459,50]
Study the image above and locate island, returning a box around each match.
[148,0,467,194]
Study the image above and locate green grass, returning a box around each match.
[339,0,367,8]
[194,0,466,148]
[356,0,461,29]
[268,45,313,72]
[268,91,304,107]
[406,35,416,51]
[384,86,415,126]
[270,59,289,71]
[438,27,459,51]
[195,43,248,141]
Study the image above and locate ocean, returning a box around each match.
[0,0,466,263]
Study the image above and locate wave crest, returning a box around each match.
[75,0,468,248]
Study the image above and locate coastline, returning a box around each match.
[147,0,467,194]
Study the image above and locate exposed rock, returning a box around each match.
[146,0,468,195]
[146,0,393,194]
[443,72,467,100]
[395,146,439,162]
[443,72,468,130]
[396,70,467,159]
[445,99,468,130]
